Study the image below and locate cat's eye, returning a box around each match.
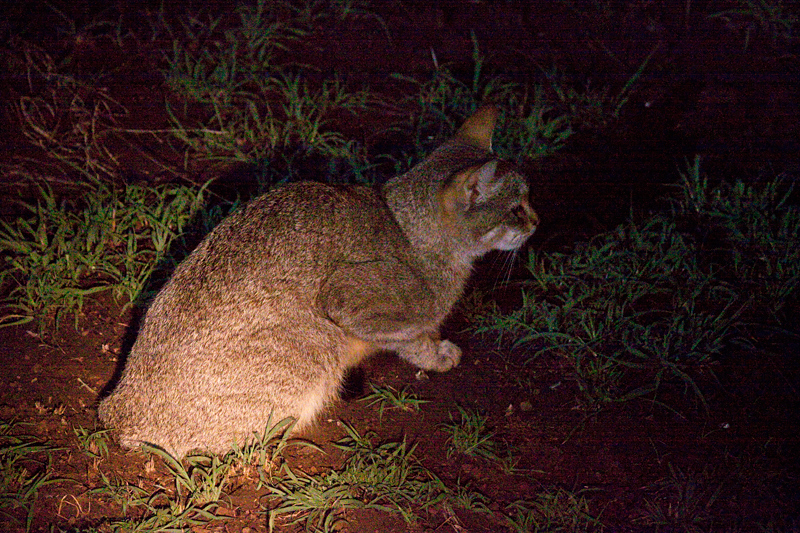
[510,205,527,222]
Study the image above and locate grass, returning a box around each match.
[482,157,799,412]
[226,416,301,486]
[672,156,800,320]
[267,423,451,531]
[441,405,525,474]
[636,464,721,533]
[0,177,209,331]
[0,36,211,332]
[81,417,301,531]
[0,420,62,532]
[360,383,428,422]
[160,0,374,186]
[389,31,577,168]
[0,415,607,532]
[441,405,499,461]
[505,489,602,533]
[73,426,111,465]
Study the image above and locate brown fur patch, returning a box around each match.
[342,336,376,368]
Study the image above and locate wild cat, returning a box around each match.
[98,106,539,457]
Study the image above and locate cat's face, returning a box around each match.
[477,179,538,252]
[441,159,539,257]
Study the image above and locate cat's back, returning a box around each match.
[148,181,403,319]
[204,181,391,264]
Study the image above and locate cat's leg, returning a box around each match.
[319,260,462,372]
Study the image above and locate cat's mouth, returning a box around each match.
[482,202,539,251]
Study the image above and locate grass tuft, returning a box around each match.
[0,420,62,533]
[505,488,601,533]
[360,383,428,422]
[441,405,500,462]
[267,423,450,531]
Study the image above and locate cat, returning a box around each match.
[98,106,539,458]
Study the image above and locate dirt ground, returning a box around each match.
[1,1,799,531]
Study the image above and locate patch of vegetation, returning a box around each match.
[226,416,301,487]
[160,0,374,185]
[441,405,499,461]
[505,488,602,533]
[636,463,721,533]
[440,405,522,474]
[673,156,800,320]
[267,424,451,530]
[483,158,800,410]
[390,32,577,168]
[0,420,61,532]
[0,38,211,332]
[73,426,111,467]
[361,383,428,422]
[97,451,227,531]
[0,177,208,331]
[87,417,299,531]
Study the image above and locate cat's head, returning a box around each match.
[439,107,539,257]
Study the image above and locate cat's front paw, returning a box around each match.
[431,339,462,372]
[396,336,462,372]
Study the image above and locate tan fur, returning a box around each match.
[98,106,539,457]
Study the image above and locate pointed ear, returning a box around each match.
[441,160,500,213]
[454,106,499,152]
[460,160,500,206]
[467,160,500,203]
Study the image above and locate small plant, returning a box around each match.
[0,420,61,532]
[361,383,428,421]
[450,477,492,514]
[225,416,307,486]
[267,424,450,531]
[636,463,722,533]
[88,469,150,516]
[441,405,500,462]
[505,488,601,533]
[92,446,233,530]
[147,447,233,510]
[73,426,111,461]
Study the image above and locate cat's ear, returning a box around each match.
[464,160,501,205]
[454,106,498,152]
[443,160,501,210]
